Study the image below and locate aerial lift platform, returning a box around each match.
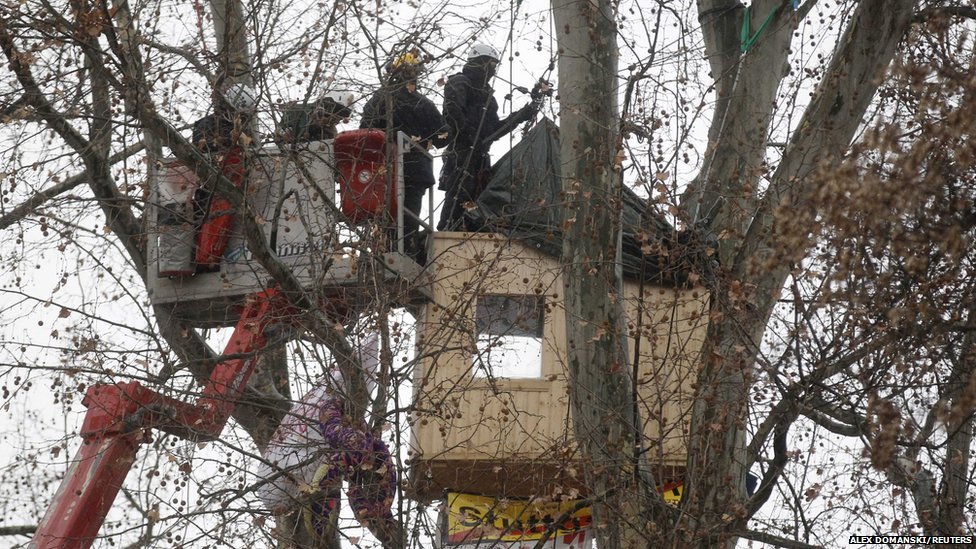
[31,129,431,548]
[148,130,431,327]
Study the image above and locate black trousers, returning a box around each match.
[437,147,490,231]
[401,182,425,254]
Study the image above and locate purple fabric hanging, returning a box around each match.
[257,342,396,541]
[309,397,397,535]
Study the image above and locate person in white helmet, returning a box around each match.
[307,92,354,140]
[437,42,548,231]
[280,91,355,143]
[192,82,258,152]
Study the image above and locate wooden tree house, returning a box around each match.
[408,232,708,499]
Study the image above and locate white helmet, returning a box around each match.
[317,91,355,117]
[468,42,500,61]
[224,83,258,111]
[322,91,355,108]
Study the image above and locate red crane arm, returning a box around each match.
[31,288,292,549]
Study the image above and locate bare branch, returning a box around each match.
[0,525,35,537]
[744,419,790,518]
[800,406,863,437]
[735,529,825,549]
[0,14,147,268]
[140,36,212,77]
[747,332,897,467]
[914,6,976,23]
[0,92,27,118]
[0,141,145,230]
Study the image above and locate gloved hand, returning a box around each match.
[530,79,553,102]
[517,102,539,124]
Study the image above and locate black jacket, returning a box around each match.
[360,87,449,190]
[442,64,536,154]
[191,109,255,152]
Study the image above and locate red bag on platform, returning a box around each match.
[334,129,397,224]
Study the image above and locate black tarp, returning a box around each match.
[462,118,701,284]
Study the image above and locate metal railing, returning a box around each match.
[394,131,435,258]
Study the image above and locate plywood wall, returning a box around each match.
[409,232,708,498]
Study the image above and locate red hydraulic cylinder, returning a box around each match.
[31,433,141,549]
[30,382,153,549]
[182,287,290,439]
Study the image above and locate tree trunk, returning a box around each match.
[678,0,917,546]
[210,0,253,82]
[552,0,648,546]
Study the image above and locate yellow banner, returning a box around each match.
[660,481,682,505]
[444,492,592,544]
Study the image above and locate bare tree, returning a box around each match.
[551,0,976,547]
[1,0,975,548]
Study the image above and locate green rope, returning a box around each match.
[740,4,782,53]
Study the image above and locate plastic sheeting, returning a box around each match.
[462,118,698,284]
[155,161,197,277]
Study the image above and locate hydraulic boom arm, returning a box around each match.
[30,288,292,549]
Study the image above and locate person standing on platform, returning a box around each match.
[360,49,449,262]
[191,82,259,271]
[437,43,549,231]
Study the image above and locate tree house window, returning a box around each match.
[474,294,545,379]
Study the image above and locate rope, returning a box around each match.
[740,0,800,53]
[740,4,781,52]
